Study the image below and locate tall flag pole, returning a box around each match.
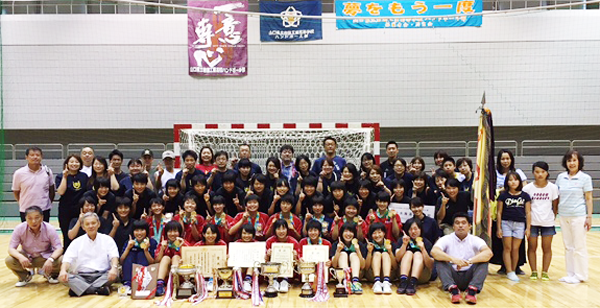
[472,93,496,246]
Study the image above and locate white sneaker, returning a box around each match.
[243,280,252,293]
[373,281,383,294]
[15,274,32,287]
[272,280,280,292]
[382,281,392,294]
[124,285,132,295]
[279,280,289,293]
[507,272,520,282]
[47,276,59,284]
[564,276,581,284]
[207,278,214,292]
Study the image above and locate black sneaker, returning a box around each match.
[156,280,165,296]
[406,279,416,295]
[497,266,507,275]
[96,286,111,296]
[515,267,525,275]
[68,289,79,297]
[396,278,408,294]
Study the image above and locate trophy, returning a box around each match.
[329,267,348,297]
[173,264,197,298]
[294,262,316,298]
[215,267,234,299]
[257,262,283,298]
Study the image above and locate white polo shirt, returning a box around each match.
[434,232,488,271]
[63,232,119,274]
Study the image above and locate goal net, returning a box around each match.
[174,123,380,169]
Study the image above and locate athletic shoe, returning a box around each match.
[243,280,252,293]
[156,281,165,296]
[15,273,33,287]
[396,278,408,294]
[207,278,214,292]
[405,280,416,296]
[279,280,289,293]
[497,266,506,275]
[541,272,550,281]
[564,276,581,284]
[272,280,280,292]
[516,267,525,275]
[382,281,393,294]
[47,276,60,284]
[68,289,79,297]
[352,281,363,294]
[449,285,461,304]
[465,286,478,305]
[530,272,538,281]
[96,286,111,296]
[373,281,383,294]
[507,272,520,282]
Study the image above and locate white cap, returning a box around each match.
[162,150,176,160]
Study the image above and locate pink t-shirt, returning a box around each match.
[12,165,55,211]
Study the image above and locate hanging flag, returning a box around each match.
[260,1,323,42]
[188,0,248,76]
[472,94,495,246]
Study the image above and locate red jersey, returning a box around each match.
[334,216,369,238]
[173,214,206,245]
[155,239,191,258]
[365,211,403,242]
[196,164,216,175]
[265,213,303,240]
[266,236,301,256]
[231,212,269,241]
[298,238,332,259]
[146,215,167,242]
[205,213,234,243]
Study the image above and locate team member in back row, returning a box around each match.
[125,173,158,219]
[233,143,263,176]
[12,147,56,222]
[312,136,347,179]
[154,150,179,195]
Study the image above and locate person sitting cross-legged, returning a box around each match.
[58,212,119,297]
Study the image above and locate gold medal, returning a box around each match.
[352,239,358,246]
[384,239,391,246]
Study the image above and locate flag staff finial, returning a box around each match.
[477,92,486,114]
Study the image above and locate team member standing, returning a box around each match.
[12,147,55,222]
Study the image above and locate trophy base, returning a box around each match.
[299,283,314,298]
[334,287,348,298]
[176,288,195,299]
[216,288,234,299]
[299,291,315,298]
[264,290,278,298]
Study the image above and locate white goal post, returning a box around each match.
[173,123,381,169]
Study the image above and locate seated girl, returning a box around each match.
[365,222,396,294]
[155,221,190,296]
[234,223,258,292]
[390,179,411,204]
[325,181,350,217]
[357,179,377,219]
[184,175,211,216]
[82,176,116,219]
[266,219,301,293]
[408,171,437,206]
[295,176,321,217]
[331,222,367,294]
[174,195,206,245]
[331,197,367,241]
[302,195,333,240]
[367,166,392,196]
[268,178,292,215]
[299,220,333,263]
[120,220,157,293]
[230,194,269,241]
[194,224,228,292]
[394,218,434,295]
[341,163,360,196]
[266,194,303,240]
[246,174,273,214]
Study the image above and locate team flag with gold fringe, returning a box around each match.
[472,94,495,246]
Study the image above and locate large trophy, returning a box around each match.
[173,264,197,298]
[294,262,316,298]
[257,262,283,298]
[215,267,234,299]
[329,267,348,298]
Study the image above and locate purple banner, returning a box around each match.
[188,0,248,76]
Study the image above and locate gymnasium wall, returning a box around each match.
[2,11,600,131]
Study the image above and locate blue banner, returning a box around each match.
[335,0,482,29]
[260,1,323,42]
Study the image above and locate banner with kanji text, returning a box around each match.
[335,0,482,29]
[188,0,248,76]
[260,1,323,42]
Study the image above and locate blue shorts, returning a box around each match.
[530,225,556,237]
[501,220,526,239]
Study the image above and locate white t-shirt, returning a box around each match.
[522,182,559,227]
[434,232,488,271]
[63,233,119,273]
[496,169,527,190]
[154,168,180,191]
[81,165,93,177]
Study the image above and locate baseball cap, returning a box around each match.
[141,149,154,158]
[162,150,176,160]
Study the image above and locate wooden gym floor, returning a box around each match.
[1,230,600,308]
